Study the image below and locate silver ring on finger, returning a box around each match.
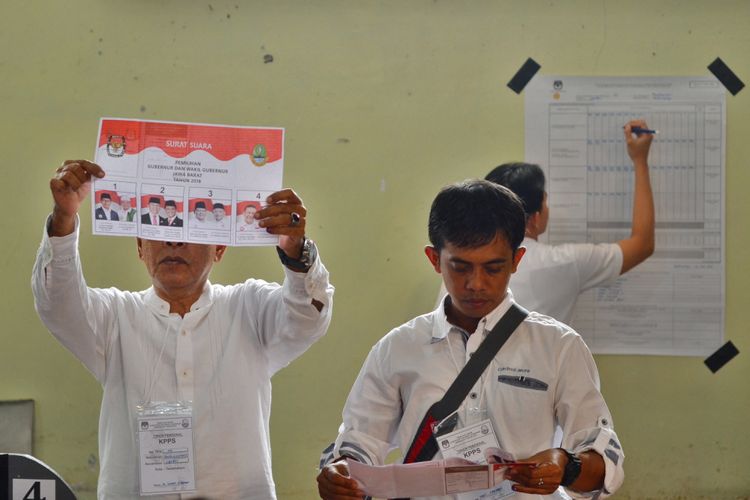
[290,211,301,227]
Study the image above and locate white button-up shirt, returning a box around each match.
[324,292,624,499]
[510,238,623,324]
[32,218,334,499]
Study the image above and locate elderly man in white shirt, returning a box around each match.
[33,159,334,499]
[318,180,624,500]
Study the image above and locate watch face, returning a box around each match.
[277,239,316,272]
[560,449,582,486]
[300,239,316,266]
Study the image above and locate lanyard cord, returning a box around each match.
[144,321,173,404]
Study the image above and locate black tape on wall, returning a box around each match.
[708,57,745,95]
[507,58,541,94]
[704,341,739,373]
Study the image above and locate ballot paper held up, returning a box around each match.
[92,118,284,247]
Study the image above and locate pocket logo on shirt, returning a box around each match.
[497,375,548,391]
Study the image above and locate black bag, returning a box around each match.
[402,303,528,465]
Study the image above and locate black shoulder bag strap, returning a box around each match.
[402,303,529,465]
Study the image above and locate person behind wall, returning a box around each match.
[317,179,624,499]
[436,120,655,325]
[33,159,335,499]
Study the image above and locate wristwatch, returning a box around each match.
[276,237,317,272]
[559,448,582,487]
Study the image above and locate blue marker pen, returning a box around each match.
[629,126,659,135]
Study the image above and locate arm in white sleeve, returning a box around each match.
[31,216,114,382]
[554,334,625,498]
[248,252,335,375]
[574,243,624,292]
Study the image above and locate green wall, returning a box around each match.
[2,1,748,498]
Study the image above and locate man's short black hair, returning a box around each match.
[484,162,546,217]
[428,179,526,252]
[100,192,111,200]
[165,199,176,208]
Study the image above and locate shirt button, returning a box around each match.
[181,331,187,336]
[470,392,478,399]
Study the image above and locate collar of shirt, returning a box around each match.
[143,280,214,318]
[522,235,538,248]
[430,289,516,343]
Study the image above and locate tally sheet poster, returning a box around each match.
[91,118,284,246]
[524,76,725,356]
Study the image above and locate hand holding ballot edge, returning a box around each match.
[316,458,366,500]
[49,159,106,237]
[255,188,307,260]
[339,458,536,498]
